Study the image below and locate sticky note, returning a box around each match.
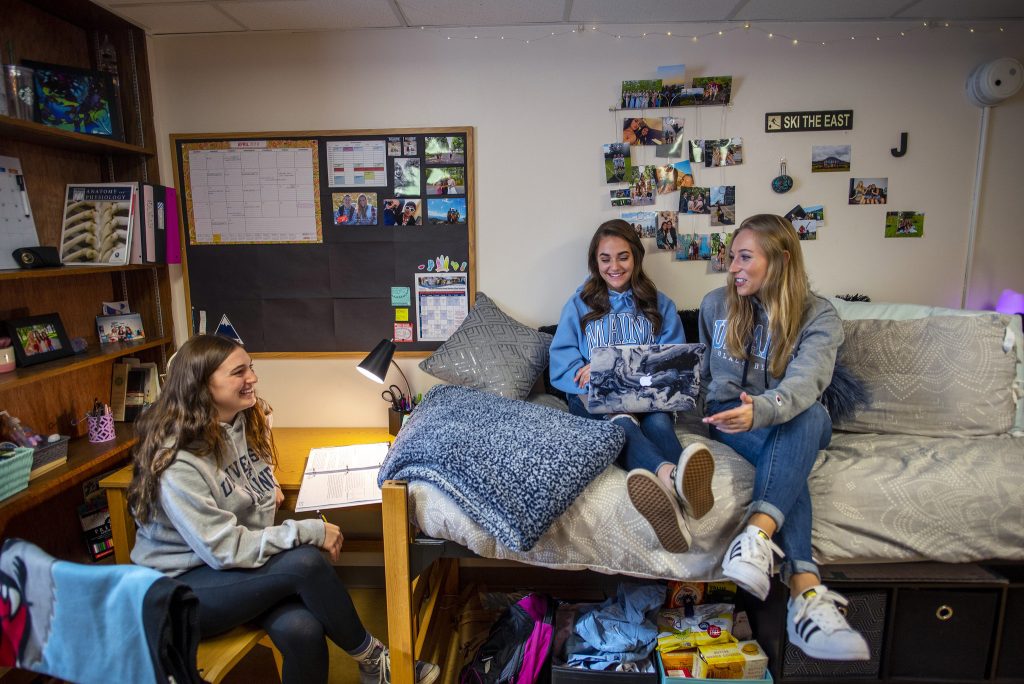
[391,286,411,306]
[395,308,409,322]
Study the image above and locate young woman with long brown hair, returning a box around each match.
[128,334,438,684]
[698,214,868,661]
[550,219,714,555]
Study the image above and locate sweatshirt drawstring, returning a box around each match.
[740,340,769,389]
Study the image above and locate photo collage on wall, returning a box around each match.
[327,135,468,229]
[604,65,743,270]
[324,133,470,345]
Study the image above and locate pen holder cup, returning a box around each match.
[388,408,411,437]
[87,414,115,444]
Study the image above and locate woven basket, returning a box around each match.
[0,447,34,501]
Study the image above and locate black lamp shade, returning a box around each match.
[357,338,396,384]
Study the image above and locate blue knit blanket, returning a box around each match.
[378,385,624,551]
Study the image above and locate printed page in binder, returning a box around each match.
[294,441,390,511]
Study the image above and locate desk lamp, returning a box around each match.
[358,339,415,435]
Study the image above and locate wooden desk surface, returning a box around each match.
[100,427,393,493]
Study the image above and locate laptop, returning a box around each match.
[588,343,706,414]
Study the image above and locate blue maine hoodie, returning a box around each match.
[549,284,684,395]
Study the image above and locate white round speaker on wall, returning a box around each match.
[966,57,1024,106]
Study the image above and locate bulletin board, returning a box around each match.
[170,127,475,355]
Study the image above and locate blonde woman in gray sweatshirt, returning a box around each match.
[698,215,868,662]
[129,334,437,684]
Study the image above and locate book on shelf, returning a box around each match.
[60,183,136,266]
[28,436,69,480]
[110,362,128,421]
[123,364,148,422]
[294,442,391,512]
[130,182,173,264]
[165,186,181,264]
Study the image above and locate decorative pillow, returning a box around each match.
[419,293,552,399]
[378,384,623,551]
[833,315,1017,437]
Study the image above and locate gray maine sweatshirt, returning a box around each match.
[131,416,325,577]
[697,287,843,430]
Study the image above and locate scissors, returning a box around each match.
[381,385,407,411]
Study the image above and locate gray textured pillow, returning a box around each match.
[833,314,1017,437]
[419,292,553,399]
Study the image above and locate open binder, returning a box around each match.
[294,442,390,512]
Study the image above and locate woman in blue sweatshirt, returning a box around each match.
[129,335,438,684]
[698,214,868,661]
[550,219,714,554]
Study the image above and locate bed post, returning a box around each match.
[383,480,415,684]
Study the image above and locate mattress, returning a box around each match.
[407,420,1024,581]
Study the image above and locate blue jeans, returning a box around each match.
[179,545,368,684]
[568,394,682,473]
[706,399,832,585]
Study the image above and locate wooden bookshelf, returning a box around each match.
[0,336,171,392]
[0,115,156,156]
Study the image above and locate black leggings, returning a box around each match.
[178,545,368,684]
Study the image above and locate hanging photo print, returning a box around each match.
[603,143,632,184]
[383,198,421,226]
[623,118,663,145]
[656,118,685,157]
[793,219,818,240]
[610,188,632,207]
[704,138,743,167]
[691,76,733,105]
[709,232,732,271]
[849,178,888,205]
[679,186,711,215]
[620,79,663,109]
[885,211,924,237]
[673,160,694,190]
[655,212,679,251]
[629,166,657,206]
[621,211,657,239]
[655,165,677,195]
[811,145,851,172]
[709,186,736,227]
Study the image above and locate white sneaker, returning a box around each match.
[358,642,440,684]
[673,443,715,519]
[625,469,692,553]
[787,585,870,661]
[721,525,784,600]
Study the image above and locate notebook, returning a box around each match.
[588,343,706,414]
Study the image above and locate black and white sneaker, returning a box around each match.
[788,585,870,661]
[721,524,784,600]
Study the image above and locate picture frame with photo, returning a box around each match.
[96,312,146,346]
[24,60,124,141]
[4,313,74,367]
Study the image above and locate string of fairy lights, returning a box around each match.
[420,21,1015,46]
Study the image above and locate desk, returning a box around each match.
[99,427,392,563]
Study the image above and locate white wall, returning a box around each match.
[148,22,1024,427]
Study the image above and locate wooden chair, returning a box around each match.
[101,465,284,684]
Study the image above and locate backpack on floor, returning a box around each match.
[459,593,556,684]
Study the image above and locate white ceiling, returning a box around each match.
[96,0,1024,36]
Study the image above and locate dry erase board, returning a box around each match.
[171,128,475,355]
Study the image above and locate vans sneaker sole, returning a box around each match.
[626,470,691,553]
[676,443,715,519]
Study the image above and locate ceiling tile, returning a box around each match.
[736,0,911,22]
[895,0,1024,20]
[398,0,564,27]
[218,0,403,30]
[570,0,740,24]
[109,3,246,33]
